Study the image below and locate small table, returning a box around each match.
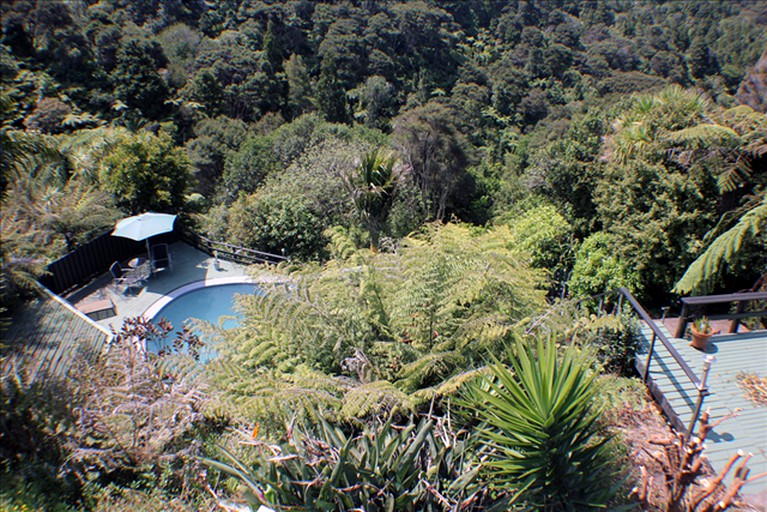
[126,257,151,283]
[79,298,116,320]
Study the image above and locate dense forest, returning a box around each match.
[1,0,766,510]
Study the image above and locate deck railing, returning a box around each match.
[599,288,712,439]
[674,291,767,338]
[180,230,289,266]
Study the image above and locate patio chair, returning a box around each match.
[150,243,173,275]
[109,261,144,294]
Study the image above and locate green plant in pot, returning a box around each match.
[690,316,714,350]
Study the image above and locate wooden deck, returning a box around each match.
[2,289,111,387]
[3,243,275,388]
[636,320,767,498]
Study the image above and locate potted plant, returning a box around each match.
[690,316,715,350]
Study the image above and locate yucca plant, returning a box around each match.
[467,337,620,510]
[201,415,495,511]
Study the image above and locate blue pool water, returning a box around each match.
[148,283,259,359]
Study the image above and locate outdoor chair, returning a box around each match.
[109,261,144,294]
[150,243,173,275]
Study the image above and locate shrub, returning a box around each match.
[466,336,620,510]
[202,415,496,511]
[570,313,641,376]
[225,189,326,261]
[568,232,641,298]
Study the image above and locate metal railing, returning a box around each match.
[181,230,289,266]
[674,291,767,338]
[611,288,712,439]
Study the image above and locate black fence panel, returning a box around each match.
[39,226,181,295]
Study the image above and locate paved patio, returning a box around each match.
[636,320,767,502]
[67,242,253,332]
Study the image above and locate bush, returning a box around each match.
[203,415,496,511]
[568,232,641,298]
[465,336,621,510]
[570,313,641,376]
[226,189,326,260]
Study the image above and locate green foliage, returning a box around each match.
[505,203,574,296]
[316,57,350,124]
[185,115,250,197]
[7,174,118,254]
[595,87,725,299]
[212,223,545,424]
[392,101,474,221]
[569,313,641,376]
[225,188,326,261]
[344,149,399,250]
[0,195,52,316]
[527,108,609,234]
[1,462,77,512]
[112,39,170,121]
[285,53,313,119]
[202,415,493,511]
[674,194,767,294]
[219,133,279,202]
[99,131,194,214]
[568,232,640,298]
[466,337,620,510]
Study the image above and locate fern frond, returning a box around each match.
[396,351,465,393]
[674,196,767,294]
[664,124,741,150]
[339,380,412,421]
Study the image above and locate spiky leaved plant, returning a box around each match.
[201,415,496,511]
[467,337,620,510]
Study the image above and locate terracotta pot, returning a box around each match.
[690,326,712,350]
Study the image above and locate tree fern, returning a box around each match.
[339,380,413,422]
[210,222,545,424]
[674,194,767,294]
[396,351,466,394]
[664,124,741,150]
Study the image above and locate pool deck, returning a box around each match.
[67,242,261,332]
[636,319,767,502]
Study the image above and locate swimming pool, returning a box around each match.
[145,281,259,359]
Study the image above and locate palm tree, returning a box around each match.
[344,149,399,251]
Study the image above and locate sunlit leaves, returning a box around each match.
[468,337,618,510]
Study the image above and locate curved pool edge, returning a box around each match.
[143,276,260,320]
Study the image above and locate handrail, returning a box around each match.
[615,288,703,389]
[613,287,714,439]
[181,230,289,265]
[674,291,767,338]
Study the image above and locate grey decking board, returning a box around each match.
[636,319,767,493]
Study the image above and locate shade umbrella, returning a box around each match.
[112,212,177,260]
